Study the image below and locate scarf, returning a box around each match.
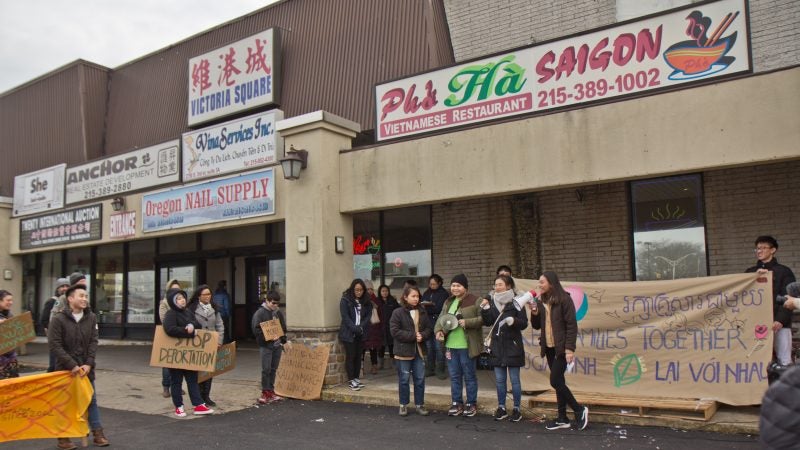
[493,289,515,311]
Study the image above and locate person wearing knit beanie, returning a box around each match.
[451,274,468,289]
[69,272,87,286]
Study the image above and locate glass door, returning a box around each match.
[239,256,285,340]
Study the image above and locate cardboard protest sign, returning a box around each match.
[260,318,284,341]
[198,342,237,383]
[516,273,772,405]
[0,311,36,354]
[274,343,331,400]
[0,371,93,443]
[149,326,219,372]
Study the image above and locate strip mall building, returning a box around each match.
[1,0,797,383]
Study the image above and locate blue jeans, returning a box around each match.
[446,348,477,405]
[494,366,522,409]
[425,334,445,368]
[397,354,426,406]
[168,368,204,408]
[88,379,101,430]
[260,345,283,391]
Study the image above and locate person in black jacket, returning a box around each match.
[41,277,70,372]
[338,279,373,391]
[480,274,528,422]
[745,235,796,366]
[760,364,800,448]
[390,285,432,416]
[380,284,400,366]
[530,271,588,431]
[162,288,214,417]
[421,274,450,377]
[251,290,287,405]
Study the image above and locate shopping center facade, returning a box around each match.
[1,0,797,383]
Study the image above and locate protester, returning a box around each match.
[41,277,70,346]
[745,235,796,366]
[421,274,449,377]
[380,284,400,366]
[49,272,87,325]
[0,290,20,380]
[760,364,800,449]
[158,278,182,398]
[252,290,287,404]
[189,284,225,407]
[390,284,432,416]
[162,288,214,417]
[49,284,109,448]
[338,279,373,391]
[363,280,385,374]
[434,274,482,417]
[213,280,232,343]
[530,271,588,430]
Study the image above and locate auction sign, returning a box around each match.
[65,141,180,204]
[182,110,284,182]
[19,204,102,250]
[12,164,66,217]
[187,28,282,126]
[142,168,275,232]
[375,0,749,141]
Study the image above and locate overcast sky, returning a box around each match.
[0,0,277,94]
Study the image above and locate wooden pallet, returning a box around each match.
[528,391,718,421]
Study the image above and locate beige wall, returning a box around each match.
[0,199,23,315]
[340,68,800,213]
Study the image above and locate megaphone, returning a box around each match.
[512,290,538,311]
[437,313,459,331]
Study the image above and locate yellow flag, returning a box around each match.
[0,371,93,443]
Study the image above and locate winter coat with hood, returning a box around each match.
[481,301,528,367]
[390,300,432,359]
[338,293,373,343]
[162,289,200,338]
[158,278,180,324]
[48,307,99,381]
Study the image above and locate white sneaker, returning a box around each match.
[348,380,361,391]
[354,378,365,387]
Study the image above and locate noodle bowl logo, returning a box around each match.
[663,9,740,80]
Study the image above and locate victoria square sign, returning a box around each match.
[188,28,281,126]
[375,0,750,141]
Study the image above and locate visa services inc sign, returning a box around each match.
[375,0,749,141]
[188,28,282,126]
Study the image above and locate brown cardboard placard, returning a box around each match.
[260,318,284,341]
[274,342,331,400]
[149,325,219,371]
[198,342,237,383]
[0,311,36,354]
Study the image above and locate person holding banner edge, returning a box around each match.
[162,288,215,417]
[529,271,588,431]
[252,290,287,404]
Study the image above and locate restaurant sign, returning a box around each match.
[66,141,180,204]
[142,168,275,232]
[375,0,750,141]
[182,110,284,182]
[20,204,102,250]
[188,28,281,126]
[12,164,66,217]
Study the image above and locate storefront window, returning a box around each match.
[37,251,62,315]
[384,207,432,288]
[128,240,156,324]
[631,174,708,281]
[66,247,91,291]
[353,212,381,287]
[160,265,196,299]
[22,254,38,331]
[95,244,124,324]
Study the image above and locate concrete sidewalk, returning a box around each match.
[17,342,760,434]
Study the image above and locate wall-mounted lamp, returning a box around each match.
[3,269,12,280]
[279,145,308,180]
[335,236,345,253]
[111,196,125,211]
[297,236,308,253]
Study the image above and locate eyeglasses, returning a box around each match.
[754,246,773,252]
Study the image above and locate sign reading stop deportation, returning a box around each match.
[19,204,102,250]
[149,326,219,372]
[182,110,284,182]
[65,140,180,204]
[142,168,275,232]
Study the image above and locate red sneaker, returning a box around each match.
[269,390,285,402]
[193,404,214,415]
[257,390,272,404]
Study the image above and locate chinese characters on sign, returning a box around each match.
[188,29,281,126]
[65,141,180,204]
[182,110,284,182]
[19,204,102,249]
[12,164,66,217]
[375,0,749,141]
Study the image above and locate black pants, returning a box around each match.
[545,347,582,420]
[343,338,364,380]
